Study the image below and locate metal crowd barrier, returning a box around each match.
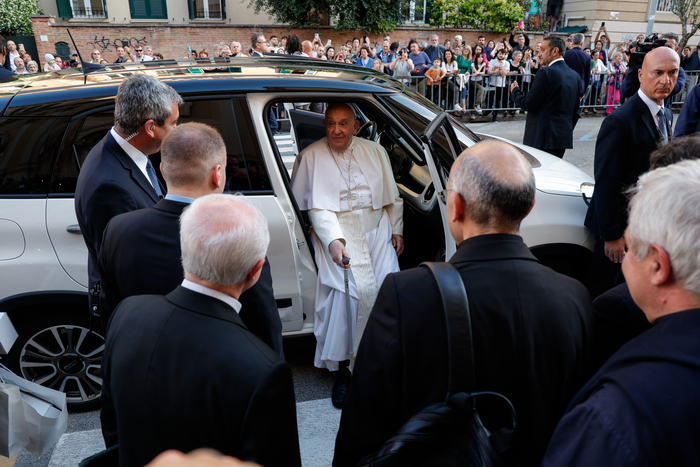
[397,69,700,116]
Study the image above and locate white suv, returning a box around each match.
[0,58,594,408]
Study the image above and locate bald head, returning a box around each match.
[449,140,535,232]
[639,46,680,104]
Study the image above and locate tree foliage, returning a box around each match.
[248,0,401,32]
[0,0,43,37]
[671,0,700,50]
[431,0,524,32]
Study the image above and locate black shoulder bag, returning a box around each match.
[358,262,518,467]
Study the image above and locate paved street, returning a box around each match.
[10,114,614,466]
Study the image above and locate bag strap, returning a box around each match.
[420,262,474,398]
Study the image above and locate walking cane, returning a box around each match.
[343,256,353,359]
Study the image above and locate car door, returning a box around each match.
[419,111,461,261]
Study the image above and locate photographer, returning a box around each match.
[620,33,685,108]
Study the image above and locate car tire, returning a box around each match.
[4,309,104,411]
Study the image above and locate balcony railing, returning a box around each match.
[193,9,222,19]
[72,7,106,18]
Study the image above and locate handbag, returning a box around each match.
[0,365,68,457]
[358,262,518,467]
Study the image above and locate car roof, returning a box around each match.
[0,56,403,117]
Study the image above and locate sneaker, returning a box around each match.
[475,105,482,115]
[454,103,462,112]
[515,109,520,115]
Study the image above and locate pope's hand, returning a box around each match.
[392,234,404,257]
[330,239,350,269]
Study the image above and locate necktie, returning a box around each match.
[657,108,668,146]
[146,160,163,197]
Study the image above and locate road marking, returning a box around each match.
[575,134,596,142]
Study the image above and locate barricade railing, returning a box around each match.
[396,69,698,117]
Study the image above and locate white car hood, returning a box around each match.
[477,133,594,197]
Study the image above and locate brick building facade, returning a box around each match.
[30,15,548,66]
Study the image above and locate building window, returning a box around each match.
[55,0,107,18]
[188,0,226,19]
[657,0,673,12]
[401,0,431,24]
[129,0,168,19]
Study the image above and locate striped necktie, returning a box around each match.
[146,159,163,197]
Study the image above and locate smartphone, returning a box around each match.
[188,46,192,55]
[315,33,319,39]
[602,22,605,27]
[327,39,332,45]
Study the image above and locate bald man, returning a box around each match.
[334,140,594,467]
[584,46,679,299]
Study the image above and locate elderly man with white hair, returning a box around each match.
[543,159,700,466]
[291,102,403,408]
[101,194,302,467]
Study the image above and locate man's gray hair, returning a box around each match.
[251,33,264,49]
[114,74,183,135]
[161,122,226,188]
[144,46,153,52]
[627,159,700,295]
[232,41,241,48]
[661,32,680,44]
[450,142,535,231]
[180,194,270,286]
[573,33,585,45]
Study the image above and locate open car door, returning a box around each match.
[420,111,462,261]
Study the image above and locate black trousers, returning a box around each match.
[584,236,625,299]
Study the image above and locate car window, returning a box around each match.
[49,98,272,196]
[382,94,434,140]
[0,118,68,196]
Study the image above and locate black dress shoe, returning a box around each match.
[332,367,351,409]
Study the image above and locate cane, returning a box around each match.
[343,256,353,359]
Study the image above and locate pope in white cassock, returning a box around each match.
[291,103,404,406]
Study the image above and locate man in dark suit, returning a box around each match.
[510,36,580,158]
[0,36,17,81]
[543,160,700,466]
[75,74,183,330]
[101,194,301,467]
[98,122,284,356]
[564,33,591,127]
[583,46,679,298]
[334,140,594,467]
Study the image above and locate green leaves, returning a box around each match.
[248,0,400,32]
[0,0,43,36]
[431,0,524,32]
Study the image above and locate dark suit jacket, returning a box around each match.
[98,198,284,357]
[590,283,652,373]
[584,92,670,241]
[564,46,591,97]
[75,131,164,291]
[674,82,700,137]
[334,234,594,467]
[100,286,301,467]
[511,60,580,151]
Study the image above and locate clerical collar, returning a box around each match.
[328,136,356,156]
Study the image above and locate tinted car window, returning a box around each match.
[179,98,272,193]
[0,118,68,196]
[49,98,272,196]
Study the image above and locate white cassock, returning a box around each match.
[291,136,403,371]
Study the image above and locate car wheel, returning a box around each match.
[5,312,104,411]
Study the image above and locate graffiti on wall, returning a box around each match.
[87,36,148,52]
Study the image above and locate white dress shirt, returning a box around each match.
[637,88,664,129]
[110,127,154,188]
[181,279,241,313]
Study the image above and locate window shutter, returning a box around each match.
[221,0,226,19]
[129,0,167,19]
[56,0,73,18]
[188,0,196,19]
[102,0,109,17]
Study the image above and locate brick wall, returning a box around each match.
[30,15,548,67]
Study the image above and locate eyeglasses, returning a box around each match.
[135,49,143,52]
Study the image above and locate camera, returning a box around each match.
[629,33,667,70]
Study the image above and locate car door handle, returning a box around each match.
[66,225,82,234]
